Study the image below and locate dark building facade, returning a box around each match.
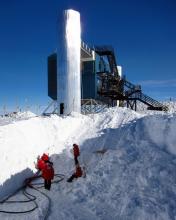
[48,44,113,105]
[48,53,57,100]
[81,61,96,99]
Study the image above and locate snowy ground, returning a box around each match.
[0,105,176,219]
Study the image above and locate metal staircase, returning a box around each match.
[123,79,168,111]
[95,46,119,75]
[94,46,168,112]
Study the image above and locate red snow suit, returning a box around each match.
[42,162,54,180]
[37,159,46,171]
[73,144,80,157]
[75,166,82,177]
[36,153,49,170]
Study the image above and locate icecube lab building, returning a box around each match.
[48,9,120,115]
[47,9,168,115]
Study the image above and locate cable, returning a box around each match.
[27,174,65,219]
[0,173,65,215]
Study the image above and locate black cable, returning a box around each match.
[32,174,65,187]
[0,188,36,204]
[0,187,38,214]
[27,174,65,219]
[0,174,65,214]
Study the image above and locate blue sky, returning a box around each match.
[0,0,176,112]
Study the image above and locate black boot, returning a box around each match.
[44,180,51,190]
[67,174,76,182]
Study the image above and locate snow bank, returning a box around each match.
[0,107,176,220]
[163,101,176,113]
[0,113,89,199]
[48,108,176,220]
[0,111,36,126]
[137,101,176,114]
[47,107,176,220]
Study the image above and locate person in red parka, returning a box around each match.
[73,143,80,165]
[67,164,82,182]
[36,153,54,190]
[41,160,54,190]
[36,153,49,171]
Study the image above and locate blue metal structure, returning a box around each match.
[81,61,96,99]
[46,41,168,114]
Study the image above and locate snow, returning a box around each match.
[137,100,176,114]
[163,101,176,113]
[0,111,36,126]
[0,105,176,219]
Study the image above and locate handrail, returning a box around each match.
[123,79,167,110]
[81,41,93,56]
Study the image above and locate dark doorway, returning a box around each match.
[60,103,64,114]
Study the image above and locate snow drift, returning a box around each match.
[0,107,176,220]
[0,113,88,199]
